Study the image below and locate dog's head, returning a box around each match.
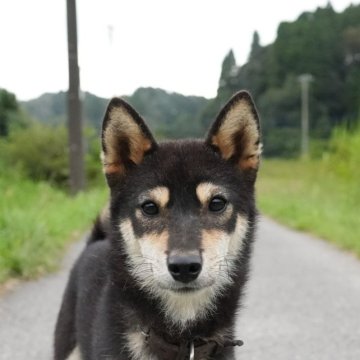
[101,91,261,326]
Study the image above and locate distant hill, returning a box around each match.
[125,88,208,138]
[21,91,108,129]
[21,88,208,138]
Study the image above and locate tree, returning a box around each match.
[217,50,238,102]
[0,89,18,137]
[249,31,262,60]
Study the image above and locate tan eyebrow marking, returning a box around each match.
[196,182,222,205]
[147,186,170,208]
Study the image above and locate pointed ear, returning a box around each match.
[101,98,157,178]
[206,91,262,171]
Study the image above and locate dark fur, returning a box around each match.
[54,91,261,360]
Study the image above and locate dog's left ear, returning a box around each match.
[101,98,157,179]
[206,91,261,171]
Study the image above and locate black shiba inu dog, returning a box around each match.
[54,91,261,360]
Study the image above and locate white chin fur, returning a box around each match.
[159,286,217,328]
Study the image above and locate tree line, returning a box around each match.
[1,3,359,161]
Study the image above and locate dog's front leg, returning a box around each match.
[92,346,133,360]
[54,267,78,360]
[92,331,137,360]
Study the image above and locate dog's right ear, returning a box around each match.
[205,91,261,172]
[101,98,157,181]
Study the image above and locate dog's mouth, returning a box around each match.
[171,286,202,293]
[160,280,215,294]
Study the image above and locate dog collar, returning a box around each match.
[142,328,243,360]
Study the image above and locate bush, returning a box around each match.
[325,124,360,181]
[1,124,69,185]
[0,124,104,189]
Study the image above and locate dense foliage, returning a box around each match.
[0,91,103,188]
[0,89,21,136]
[204,4,360,156]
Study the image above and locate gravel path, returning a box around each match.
[1,218,360,359]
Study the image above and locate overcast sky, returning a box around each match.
[0,0,356,100]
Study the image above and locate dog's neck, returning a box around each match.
[140,327,243,360]
[122,313,241,360]
[108,262,246,345]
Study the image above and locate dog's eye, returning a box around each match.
[141,201,159,216]
[208,196,227,213]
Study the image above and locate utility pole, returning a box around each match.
[66,0,85,194]
[298,74,313,158]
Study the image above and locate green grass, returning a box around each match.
[0,168,107,283]
[257,159,360,256]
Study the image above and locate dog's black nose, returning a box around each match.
[167,255,202,283]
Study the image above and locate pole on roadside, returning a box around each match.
[298,74,313,158]
[66,0,85,194]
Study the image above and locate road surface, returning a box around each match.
[1,218,360,359]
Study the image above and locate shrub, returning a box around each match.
[325,124,360,181]
[0,124,104,189]
[1,124,69,186]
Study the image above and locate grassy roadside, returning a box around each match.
[1,126,358,284]
[0,169,107,283]
[257,159,360,256]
